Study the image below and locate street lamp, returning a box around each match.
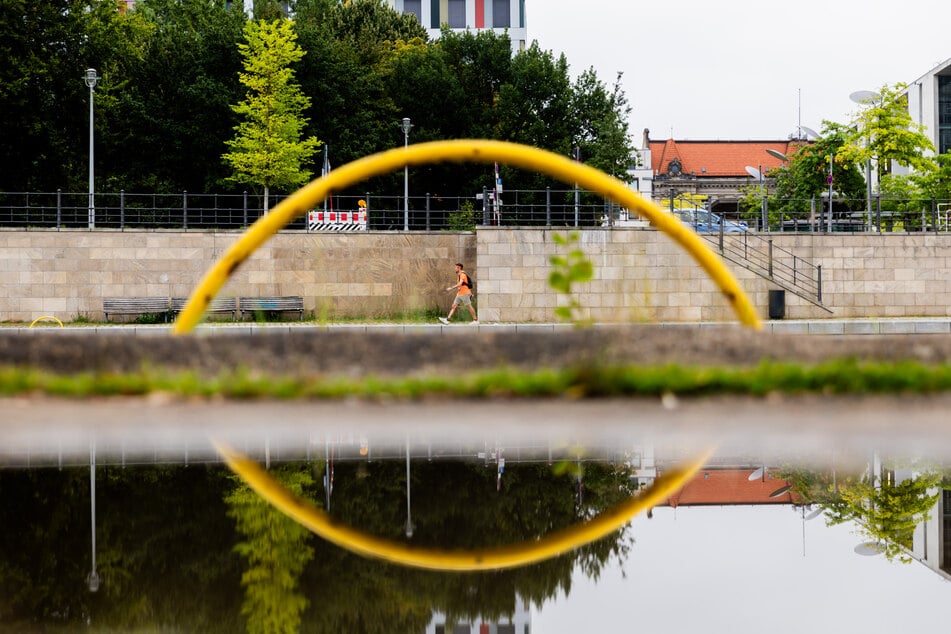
[84,68,100,229]
[400,117,413,231]
[87,442,100,592]
[744,165,767,231]
[850,90,879,231]
[405,436,413,538]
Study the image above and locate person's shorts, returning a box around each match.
[453,294,472,306]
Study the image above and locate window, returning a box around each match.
[403,0,422,23]
[493,0,510,27]
[448,0,465,27]
[942,490,951,572]
[939,76,951,155]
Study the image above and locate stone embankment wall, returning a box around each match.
[476,229,951,322]
[0,228,948,322]
[0,230,475,322]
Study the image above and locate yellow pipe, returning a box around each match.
[173,140,761,333]
[29,315,64,328]
[216,441,712,571]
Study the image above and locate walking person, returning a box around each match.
[439,263,477,324]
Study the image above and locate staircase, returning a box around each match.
[698,230,830,311]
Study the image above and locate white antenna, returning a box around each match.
[798,88,802,141]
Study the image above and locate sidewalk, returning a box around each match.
[10,317,950,336]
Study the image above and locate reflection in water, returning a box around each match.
[1,436,949,633]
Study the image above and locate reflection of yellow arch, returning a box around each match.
[29,315,64,328]
[172,140,760,333]
[217,441,711,571]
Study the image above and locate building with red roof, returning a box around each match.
[637,129,808,217]
[660,468,799,508]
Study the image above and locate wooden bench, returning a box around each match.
[239,296,304,321]
[103,297,170,322]
[171,297,237,321]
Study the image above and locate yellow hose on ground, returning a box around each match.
[172,140,760,333]
[216,441,712,571]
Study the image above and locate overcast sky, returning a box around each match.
[533,505,951,631]
[527,0,950,142]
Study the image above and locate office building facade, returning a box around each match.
[906,56,951,157]
[385,0,527,52]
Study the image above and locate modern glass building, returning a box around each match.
[905,57,951,157]
[384,0,527,52]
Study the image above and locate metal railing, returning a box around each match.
[2,189,948,233]
[731,195,951,234]
[0,188,619,230]
[710,228,825,308]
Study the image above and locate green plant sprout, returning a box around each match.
[549,232,594,324]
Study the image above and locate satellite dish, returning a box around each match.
[854,541,885,556]
[745,166,762,180]
[748,466,765,481]
[799,125,819,140]
[805,507,824,520]
[849,90,878,105]
[769,484,793,498]
[766,148,788,162]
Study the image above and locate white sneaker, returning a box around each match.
[470,320,479,325]
[438,317,449,325]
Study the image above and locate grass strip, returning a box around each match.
[0,359,950,400]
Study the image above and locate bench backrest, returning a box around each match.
[239,296,303,311]
[103,297,170,312]
[171,297,237,312]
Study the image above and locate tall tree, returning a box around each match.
[571,69,637,182]
[768,121,866,222]
[223,18,320,213]
[839,82,936,183]
[105,0,246,192]
[0,0,124,191]
[226,467,315,634]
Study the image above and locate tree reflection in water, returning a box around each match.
[779,460,943,563]
[0,457,637,632]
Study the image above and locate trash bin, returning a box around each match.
[768,289,785,320]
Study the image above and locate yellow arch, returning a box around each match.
[172,140,760,333]
[216,441,711,571]
[29,315,64,328]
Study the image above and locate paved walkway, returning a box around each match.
[9,316,951,336]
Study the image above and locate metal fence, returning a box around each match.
[712,195,951,234]
[2,190,948,234]
[0,188,612,231]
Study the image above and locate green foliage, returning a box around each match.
[5,358,951,400]
[878,173,930,231]
[548,232,594,324]
[0,0,641,203]
[571,69,637,182]
[447,199,477,230]
[223,19,321,210]
[829,468,941,563]
[738,183,767,224]
[226,466,316,634]
[912,150,951,201]
[770,121,867,219]
[839,83,936,176]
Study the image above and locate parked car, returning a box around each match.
[673,208,748,234]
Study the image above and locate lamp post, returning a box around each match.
[400,117,413,231]
[405,437,413,538]
[84,69,100,229]
[850,90,879,231]
[87,442,100,592]
[745,165,767,231]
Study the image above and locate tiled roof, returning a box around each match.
[661,468,798,507]
[651,139,806,177]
